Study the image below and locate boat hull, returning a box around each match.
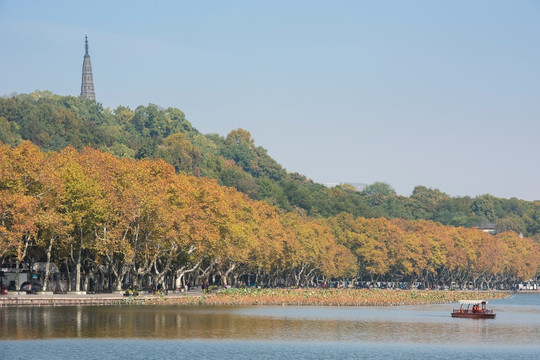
[451,312,496,319]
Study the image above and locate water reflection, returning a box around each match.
[1,294,540,347]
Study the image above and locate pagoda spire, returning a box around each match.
[80,34,95,100]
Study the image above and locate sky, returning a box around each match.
[1,1,539,200]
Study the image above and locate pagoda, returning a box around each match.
[80,34,95,100]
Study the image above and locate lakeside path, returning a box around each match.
[0,289,203,307]
[0,288,509,307]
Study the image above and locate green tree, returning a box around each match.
[155,133,202,174]
[0,116,22,145]
[225,128,254,146]
[471,194,498,222]
[362,181,396,196]
[496,215,526,234]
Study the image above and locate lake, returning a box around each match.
[1,293,539,359]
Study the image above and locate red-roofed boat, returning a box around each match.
[451,300,495,319]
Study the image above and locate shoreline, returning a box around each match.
[0,288,513,307]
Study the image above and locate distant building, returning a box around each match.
[476,220,497,234]
[344,183,367,192]
[80,34,95,100]
[323,182,367,192]
[1,261,29,290]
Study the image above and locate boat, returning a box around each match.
[451,300,495,319]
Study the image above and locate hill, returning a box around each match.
[1,91,540,238]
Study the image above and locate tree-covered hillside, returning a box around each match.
[1,91,540,238]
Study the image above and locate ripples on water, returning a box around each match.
[1,293,539,359]
[2,339,539,360]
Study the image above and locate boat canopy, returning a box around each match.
[458,300,487,304]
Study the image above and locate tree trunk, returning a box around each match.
[222,263,236,287]
[174,259,203,290]
[43,236,56,291]
[15,236,30,291]
[75,235,83,291]
[15,258,21,291]
[75,260,81,291]
[65,260,71,291]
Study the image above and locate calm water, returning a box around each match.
[1,293,539,359]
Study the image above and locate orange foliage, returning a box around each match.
[0,142,538,288]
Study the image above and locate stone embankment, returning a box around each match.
[0,290,200,307]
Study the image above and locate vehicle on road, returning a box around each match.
[20,282,42,294]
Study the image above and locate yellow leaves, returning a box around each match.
[493,231,539,279]
[0,190,38,257]
[0,141,45,193]
[329,214,540,282]
[225,128,254,147]
[1,142,538,284]
[279,213,356,277]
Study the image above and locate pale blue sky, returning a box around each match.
[1,1,539,200]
